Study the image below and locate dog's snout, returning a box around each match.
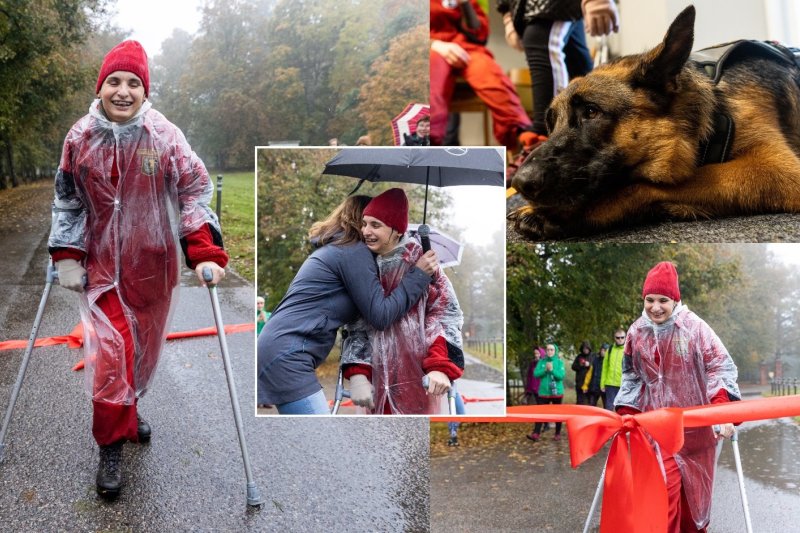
[510,155,543,196]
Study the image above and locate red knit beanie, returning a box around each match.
[363,188,408,234]
[96,40,150,97]
[642,261,680,301]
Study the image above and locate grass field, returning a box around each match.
[212,170,255,282]
[465,341,504,372]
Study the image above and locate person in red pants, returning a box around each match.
[430,0,533,148]
[340,188,464,414]
[615,262,740,532]
[48,40,227,499]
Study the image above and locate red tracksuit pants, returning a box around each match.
[663,453,708,533]
[92,291,139,446]
[430,47,531,147]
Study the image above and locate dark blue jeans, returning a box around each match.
[604,386,620,411]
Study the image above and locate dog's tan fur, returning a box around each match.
[509,5,800,239]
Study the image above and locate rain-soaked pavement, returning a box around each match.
[431,415,800,532]
[0,182,430,531]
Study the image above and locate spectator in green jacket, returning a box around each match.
[256,296,268,335]
[601,328,626,410]
[526,342,565,442]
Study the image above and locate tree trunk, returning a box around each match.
[4,135,18,188]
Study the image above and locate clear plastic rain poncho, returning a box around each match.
[342,235,463,414]
[48,100,221,405]
[616,303,741,529]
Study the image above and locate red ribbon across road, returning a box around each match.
[432,396,800,533]
[0,322,256,370]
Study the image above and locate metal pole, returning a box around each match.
[423,168,429,225]
[215,174,223,221]
[731,430,753,533]
[203,268,264,508]
[331,366,350,415]
[583,463,606,533]
[0,265,57,463]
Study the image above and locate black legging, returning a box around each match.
[533,396,563,435]
[522,18,593,135]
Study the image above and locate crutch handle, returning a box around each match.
[49,264,88,287]
[421,375,455,400]
[202,266,213,284]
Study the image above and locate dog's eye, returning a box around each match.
[584,104,601,120]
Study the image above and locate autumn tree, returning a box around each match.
[0,0,114,188]
[505,243,749,378]
[358,23,429,145]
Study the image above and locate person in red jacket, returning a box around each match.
[341,188,464,414]
[615,262,740,532]
[430,0,533,148]
[48,40,228,499]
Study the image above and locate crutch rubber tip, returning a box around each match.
[246,482,266,508]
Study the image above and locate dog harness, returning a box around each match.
[690,40,800,166]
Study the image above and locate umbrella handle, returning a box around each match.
[418,224,431,253]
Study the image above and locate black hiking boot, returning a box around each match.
[96,441,123,499]
[137,415,151,443]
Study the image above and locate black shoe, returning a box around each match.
[447,436,459,447]
[96,442,123,499]
[137,415,151,443]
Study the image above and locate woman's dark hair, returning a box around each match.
[308,195,372,246]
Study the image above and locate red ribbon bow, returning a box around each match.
[432,395,800,533]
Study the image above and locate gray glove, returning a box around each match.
[349,374,374,410]
[56,259,86,293]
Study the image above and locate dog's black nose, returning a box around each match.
[510,156,542,197]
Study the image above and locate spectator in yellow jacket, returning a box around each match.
[600,328,626,409]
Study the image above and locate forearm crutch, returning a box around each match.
[715,425,752,533]
[331,366,350,414]
[422,375,457,415]
[731,430,753,533]
[583,461,606,533]
[0,263,59,463]
[203,267,264,508]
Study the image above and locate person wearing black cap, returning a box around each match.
[581,342,607,407]
[572,340,593,404]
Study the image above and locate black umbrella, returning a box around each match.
[322,147,504,225]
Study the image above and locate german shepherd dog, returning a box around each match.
[509,5,800,239]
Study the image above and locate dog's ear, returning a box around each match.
[636,5,695,90]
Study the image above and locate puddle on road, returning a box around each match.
[718,419,800,492]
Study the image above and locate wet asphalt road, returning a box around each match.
[0,182,430,532]
[431,416,800,532]
[506,192,800,243]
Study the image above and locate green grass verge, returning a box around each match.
[213,171,255,282]
[464,341,504,373]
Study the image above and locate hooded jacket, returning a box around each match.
[534,345,565,397]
